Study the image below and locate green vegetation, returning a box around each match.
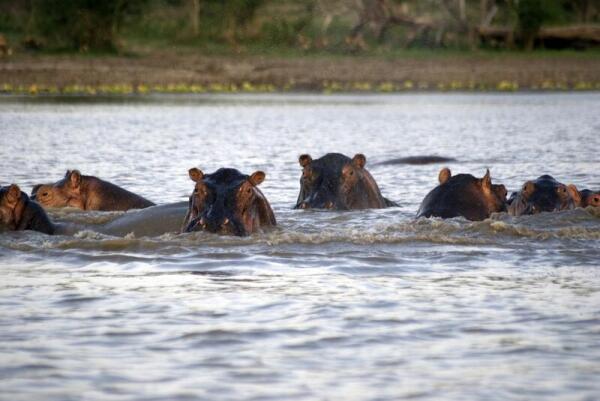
[0,0,598,54]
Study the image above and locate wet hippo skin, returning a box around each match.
[417,168,507,221]
[508,175,576,216]
[295,153,397,210]
[0,184,55,234]
[32,170,155,211]
[376,156,457,166]
[99,201,189,237]
[182,167,276,236]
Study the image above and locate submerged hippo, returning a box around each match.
[295,153,397,210]
[182,167,276,236]
[565,185,600,209]
[417,168,507,221]
[0,184,55,234]
[0,185,188,237]
[376,155,457,166]
[32,170,155,211]
[507,175,576,216]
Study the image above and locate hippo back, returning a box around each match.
[32,170,155,212]
[417,169,507,221]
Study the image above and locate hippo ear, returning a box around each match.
[482,169,492,190]
[69,170,82,188]
[249,171,265,186]
[6,184,21,206]
[299,154,312,168]
[567,184,582,206]
[31,184,42,196]
[438,167,451,184]
[188,168,204,182]
[352,154,366,169]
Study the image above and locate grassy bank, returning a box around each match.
[1,46,600,95]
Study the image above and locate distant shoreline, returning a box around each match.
[2,51,600,94]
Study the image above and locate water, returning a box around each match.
[1,93,599,401]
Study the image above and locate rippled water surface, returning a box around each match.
[1,93,599,401]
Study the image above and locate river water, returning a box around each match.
[1,93,599,401]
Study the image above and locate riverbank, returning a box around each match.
[2,49,600,94]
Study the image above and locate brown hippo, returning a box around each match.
[0,184,55,234]
[507,175,577,216]
[417,168,507,221]
[566,185,600,209]
[32,170,155,211]
[182,167,276,236]
[295,153,397,210]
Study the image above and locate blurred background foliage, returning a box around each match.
[0,0,598,53]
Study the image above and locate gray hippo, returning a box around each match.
[0,184,55,234]
[417,168,507,221]
[295,153,397,210]
[0,186,188,237]
[32,170,155,211]
[507,175,577,216]
[567,185,600,209]
[376,155,457,166]
[182,167,276,236]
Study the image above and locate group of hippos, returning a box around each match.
[1,152,599,237]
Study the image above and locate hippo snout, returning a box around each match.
[186,215,234,234]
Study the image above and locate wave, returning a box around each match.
[1,208,598,255]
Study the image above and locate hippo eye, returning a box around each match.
[42,192,49,197]
[557,186,567,194]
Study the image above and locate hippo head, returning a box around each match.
[0,184,22,228]
[508,175,575,216]
[567,185,600,208]
[31,170,84,209]
[295,153,392,210]
[183,167,276,236]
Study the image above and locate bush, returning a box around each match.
[516,0,563,49]
[31,0,147,52]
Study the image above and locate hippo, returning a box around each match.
[566,185,600,209]
[0,184,55,234]
[0,187,188,237]
[507,175,576,216]
[417,168,507,221]
[32,170,155,211]
[376,155,457,166]
[295,153,397,210]
[182,167,276,236]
